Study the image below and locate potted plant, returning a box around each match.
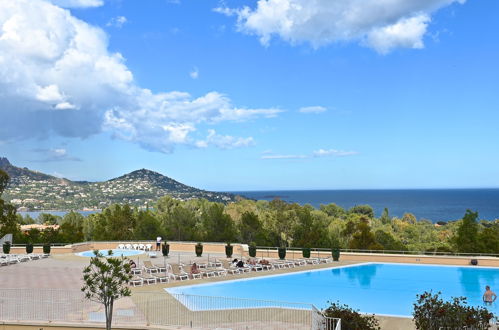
[161,242,170,257]
[225,242,233,258]
[43,243,51,255]
[302,246,311,259]
[248,242,257,258]
[195,242,203,257]
[26,242,34,254]
[332,247,340,261]
[278,246,286,260]
[3,241,11,254]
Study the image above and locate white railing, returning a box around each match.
[0,289,341,330]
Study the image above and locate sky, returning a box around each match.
[0,0,498,191]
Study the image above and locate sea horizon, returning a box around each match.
[230,188,499,222]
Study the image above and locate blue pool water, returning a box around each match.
[77,249,144,257]
[166,263,499,316]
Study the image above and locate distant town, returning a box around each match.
[0,157,237,211]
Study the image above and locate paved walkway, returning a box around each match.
[0,252,420,329]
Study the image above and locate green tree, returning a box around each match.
[455,210,479,253]
[59,211,84,243]
[374,230,406,251]
[201,203,236,242]
[0,170,19,240]
[133,210,165,240]
[349,205,374,218]
[239,211,264,244]
[349,218,381,250]
[320,203,346,218]
[379,208,391,224]
[82,250,131,330]
[166,205,198,241]
[293,208,331,248]
[478,224,499,254]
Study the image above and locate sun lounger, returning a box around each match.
[131,268,142,275]
[143,260,159,273]
[138,244,145,250]
[145,244,152,251]
[306,258,320,265]
[125,244,132,249]
[0,259,8,266]
[221,260,241,274]
[167,264,189,281]
[152,273,169,283]
[292,259,307,266]
[153,263,167,272]
[249,264,263,272]
[129,276,143,287]
[318,257,333,263]
[184,265,203,279]
[201,268,217,278]
[117,244,125,249]
[208,260,223,268]
[132,244,139,250]
[139,273,157,285]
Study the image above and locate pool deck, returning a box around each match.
[4,251,499,329]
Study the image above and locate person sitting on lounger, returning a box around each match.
[236,260,245,268]
[232,258,239,266]
[129,259,137,268]
[483,286,497,304]
[191,262,200,275]
[259,259,270,265]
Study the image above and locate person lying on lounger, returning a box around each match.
[191,263,200,275]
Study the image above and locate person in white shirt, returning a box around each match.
[156,236,162,251]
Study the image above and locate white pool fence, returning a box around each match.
[0,289,340,330]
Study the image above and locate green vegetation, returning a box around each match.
[81,250,131,330]
[413,291,493,329]
[323,302,380,330]
[0,157,237,211]
[1,170,499,254]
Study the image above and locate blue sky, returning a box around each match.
[0,0,498,191]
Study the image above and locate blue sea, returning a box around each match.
[232,189,499,222]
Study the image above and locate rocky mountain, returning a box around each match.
[0,157,237,211]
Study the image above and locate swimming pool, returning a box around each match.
[77,249,145,257]
[166,263,499,317]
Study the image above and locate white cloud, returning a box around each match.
[313,149,359,157]
[0,0,280,153]
[216,0,465,53]
[31,148,82,162]
[48,0,103,8]
[262,148,359,159]
[299,106,326,114]
[261,154,308,159]
[195,130,255,149]
[106,16,127,29]
[190,67,199,79]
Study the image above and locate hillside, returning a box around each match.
[0,157,237,211]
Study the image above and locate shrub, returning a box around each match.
[413,291,493,330]
[248,242,257,258]
[332,247,340,261]
[225,243,233,258]
[302,247,311,258]
[161,243,169,257]
[278,247,286,260]
[26,243,33,254]
[195,242,203,257]
[43,243,51,254]
[323,302,380,330]
[3,242,11,254]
